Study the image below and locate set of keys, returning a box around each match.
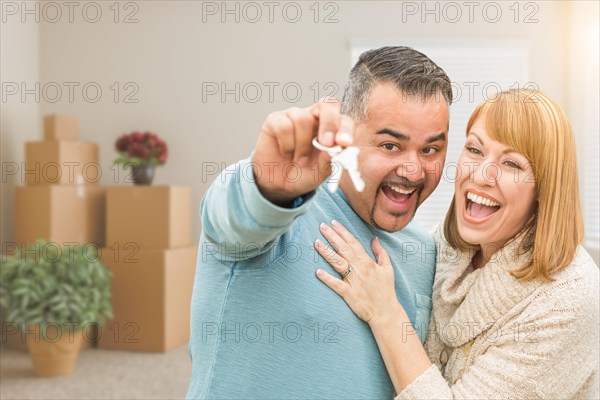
[311,138,365,193]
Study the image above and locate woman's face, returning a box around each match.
[455,118,537,255]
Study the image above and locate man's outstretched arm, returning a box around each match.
[200,99,354,262]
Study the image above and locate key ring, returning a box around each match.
[311,138,342,156]
[312,138,365,193]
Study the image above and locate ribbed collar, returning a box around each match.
[432,226,542,347]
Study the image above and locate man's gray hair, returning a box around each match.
[341,46,453,122]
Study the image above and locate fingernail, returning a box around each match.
[320,223,329,231]
[316,269,324,276]
[314,239,322,247]
[337,132,352,145]
[331,220,340,228]
[323,131,334,146]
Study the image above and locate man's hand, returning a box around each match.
[253,98,355,206]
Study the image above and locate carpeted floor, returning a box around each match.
[0,345,192,399]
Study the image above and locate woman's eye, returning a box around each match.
[466,146,482,155]
[504,159,522,170]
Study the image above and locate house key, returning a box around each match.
[312,138,365,193]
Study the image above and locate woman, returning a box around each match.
[314,89,599,399]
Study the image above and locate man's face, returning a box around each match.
[340,82,449,232]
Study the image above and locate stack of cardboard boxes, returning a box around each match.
[98,186,197,352]
[15,115,105,246]
[6,115,197,354]
[6,115,104,351]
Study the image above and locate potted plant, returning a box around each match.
[0,241,112,377]
[114,131,168,185]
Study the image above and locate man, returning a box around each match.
[187,46,452,399]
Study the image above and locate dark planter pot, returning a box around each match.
[131,164,155,185]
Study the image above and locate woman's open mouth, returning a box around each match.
[465,191,501,220]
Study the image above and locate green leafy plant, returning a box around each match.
[0,240,113,336]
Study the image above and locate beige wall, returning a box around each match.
[1,13,40,246]
[1,1,595,251]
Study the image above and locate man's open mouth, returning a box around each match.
[381,184,417,205]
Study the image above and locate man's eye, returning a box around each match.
[422,147,438,155]
[382,143,400,152]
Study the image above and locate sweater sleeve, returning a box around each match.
[201,156,316,262]
[396,279,599,400]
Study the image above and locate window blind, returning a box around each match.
[584,60,600,247]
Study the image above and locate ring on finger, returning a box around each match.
[341,264,353,279]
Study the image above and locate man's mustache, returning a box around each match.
[381,177,425,192]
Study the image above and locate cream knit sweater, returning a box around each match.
[397,224,600,399]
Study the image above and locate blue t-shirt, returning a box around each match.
[186,158,435,399]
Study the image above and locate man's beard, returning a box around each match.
[369,182,423,232]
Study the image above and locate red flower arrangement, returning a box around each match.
[114,131,168,167]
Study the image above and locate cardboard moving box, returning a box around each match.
[25,141,99,185]
[44,114,79,141]
[97,246,197,352]
[105,186,191,249]
[15,185,105,246]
